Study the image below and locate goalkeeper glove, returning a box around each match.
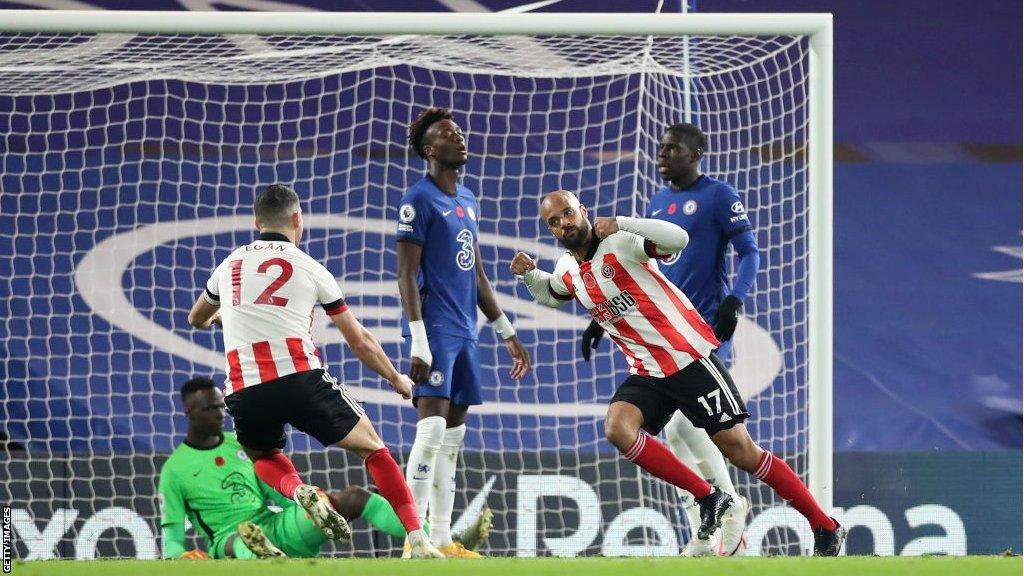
[581,320,605,362]
[179,549,210,560]
[713,295,743,342]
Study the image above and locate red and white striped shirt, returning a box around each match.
[550,232,719,378]
[204,235,347,395]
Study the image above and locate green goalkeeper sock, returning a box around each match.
[227,535,255,559]
[361,492,429,538]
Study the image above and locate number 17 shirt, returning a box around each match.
[396,175,480,341]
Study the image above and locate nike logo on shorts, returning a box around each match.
[651,209,664,216]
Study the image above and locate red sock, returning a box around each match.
[365,447,422,533]
[624,431,712,498]
[755,451,837,530]
[252,452,304,499]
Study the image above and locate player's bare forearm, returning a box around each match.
[354,327,402,382]
[475,245,503,321]
[187,296,221,329]
[331,312,401,382]
[396,240,424,322]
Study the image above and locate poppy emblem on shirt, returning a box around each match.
[583,271,597,289]
[683,200,698,215]
[667,203,677,215]
[601,264,615,279]
[455,206,465,218]
[215,456,225,467]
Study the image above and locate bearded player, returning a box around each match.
[510,190,844,556]
[581,123,761,555]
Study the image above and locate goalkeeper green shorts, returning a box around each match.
[212,507,325,559]
[258,505,325,558]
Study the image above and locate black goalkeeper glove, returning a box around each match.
[712,295,743,342]
[581,320,605,362]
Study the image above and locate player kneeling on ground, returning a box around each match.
[160,377,493,559]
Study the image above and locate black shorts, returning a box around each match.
[225,369,365,450]
[610,353,750,436]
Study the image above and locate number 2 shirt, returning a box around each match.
[203,232,347,394]
[396,175,480,341]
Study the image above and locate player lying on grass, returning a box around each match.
[510,190,845,556]
[159,377,493,559]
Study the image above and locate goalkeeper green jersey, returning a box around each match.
[158,431,293,555]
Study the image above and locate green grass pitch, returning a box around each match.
[12,556,1022,576]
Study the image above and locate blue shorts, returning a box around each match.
[410,333,482,406]
[716,340,733,365]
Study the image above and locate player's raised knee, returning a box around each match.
[603,415,635,453]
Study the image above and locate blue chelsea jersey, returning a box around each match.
[396,175,480,340]
[645,175,752,322]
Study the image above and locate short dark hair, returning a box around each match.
[408,107,453,159]
[666,123,708,153]
[180,377,217,403]
[254,184,300,229]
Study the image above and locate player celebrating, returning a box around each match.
[581,123,761,555]
[511,190,845,556]
[159,377,493,560]
[187,184,443,558]
[396,107,531,557]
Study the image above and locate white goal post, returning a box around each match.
[0,10,832,557]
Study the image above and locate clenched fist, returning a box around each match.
[593,217,620,239]
[510,252,537,276]
[389,373,414,400]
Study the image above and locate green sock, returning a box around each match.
[360,493,429,538]
[227,534,255,559]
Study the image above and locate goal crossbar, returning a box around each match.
[3,11,832,38]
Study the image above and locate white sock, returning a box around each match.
[429,423,466,547]
[405,416,445,524]
[665,411,738,496]
[665,411,737,542]
[665,412,703,537]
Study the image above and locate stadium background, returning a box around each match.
[0,0,1020,559]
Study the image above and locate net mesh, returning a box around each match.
[0,31,811,557]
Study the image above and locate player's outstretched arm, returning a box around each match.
[396,240,431,383]
[329,310,413,400]
[475,245,531,379]
[510,252,571,309]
